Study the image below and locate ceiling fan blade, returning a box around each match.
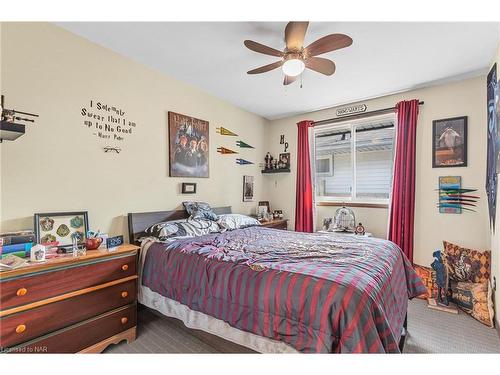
[247,60,283,74]
[283,75,298,85]
[306,57,336,76]
[244,40,284,57]
[305,33,353,57]
[285,21,309,51]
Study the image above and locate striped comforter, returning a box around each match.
[142,227,425,353]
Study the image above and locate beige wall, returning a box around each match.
[491,42,500,328]
[266,76,490,268]
[0,23,269,239]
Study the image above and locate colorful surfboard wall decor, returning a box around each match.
[437,176,479,213]
[216,127,238,136]
[236,140,254,149]
[217,147,238,154]
[236,158,253,165]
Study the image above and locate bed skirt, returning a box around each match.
[139,285,298,353]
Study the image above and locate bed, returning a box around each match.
[128,207,425,353]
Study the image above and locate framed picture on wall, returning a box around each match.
[432,116,468,168]
[168,111,209,178]
[34,211,89,250]
[181,182,197,194]
[243,175,254,202]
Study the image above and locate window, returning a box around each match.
[313,114,396,204]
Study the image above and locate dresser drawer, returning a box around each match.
[8,304,137,353]
[0,254,136,310]
[1,279,136,348]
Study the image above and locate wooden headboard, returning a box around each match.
[127,206,232,245]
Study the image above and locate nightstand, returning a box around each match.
[0,244,139,353]
[259,219,288,230]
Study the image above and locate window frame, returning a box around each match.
[312,113,397,206]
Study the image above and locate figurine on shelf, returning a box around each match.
[265,152,272,170]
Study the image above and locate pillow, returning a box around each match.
[413,264,437,300]
[449,280,495,327]
[217,214,261,231]
[145,218,220,241]
[442,241,491,283]
[182,201,219,221]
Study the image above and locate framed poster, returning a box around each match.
[486,64,498,230]
[34,211,89,250]
[432,116,467,168]
[168,111,209,178]
[243,175,254,202]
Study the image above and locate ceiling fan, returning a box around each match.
[244,22,353,85]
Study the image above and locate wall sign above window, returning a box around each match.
[336,104,367,117]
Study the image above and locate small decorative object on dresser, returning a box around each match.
[0,244,139,353]
[34,211,89,251]
[332,206,356,232]
[259,218,288,230]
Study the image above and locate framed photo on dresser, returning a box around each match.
[34,211,89,250]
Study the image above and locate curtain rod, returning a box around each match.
[312,101,424,126]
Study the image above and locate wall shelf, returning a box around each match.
[261,168,290,174]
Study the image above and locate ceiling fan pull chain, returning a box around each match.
[300,73,303,89]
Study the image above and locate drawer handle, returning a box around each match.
[121,291,129,298]
[121,317,128,324]
[16,324,26,334]
[16,288,28,296]
[121,264,129,271]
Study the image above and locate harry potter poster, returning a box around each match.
[168,112,209,178]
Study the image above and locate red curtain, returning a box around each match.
[295,120,314,232]
[388,99,420,263]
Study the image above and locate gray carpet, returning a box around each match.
[105,299,500,353]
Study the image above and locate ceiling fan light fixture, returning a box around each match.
[281,58,305,77]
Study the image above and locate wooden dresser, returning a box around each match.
[259,219,288,230]
[0,244,139,353]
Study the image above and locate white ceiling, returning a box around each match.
[57,22,500,120]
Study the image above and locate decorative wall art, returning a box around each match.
[236,140,254,148]
[181,182,197,194]
[280,134,289,152]
[216,127,238,136]
[217,146,238,154]
[34,211,89,250]
[486,64,498,230]
[236,158,253,165]
[432,116,468,168]
[81,100,138,151]
[437,176,479,213]
[243,175,254,202]
[168,111,209,178]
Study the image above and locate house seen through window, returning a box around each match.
[313,114,396,204]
